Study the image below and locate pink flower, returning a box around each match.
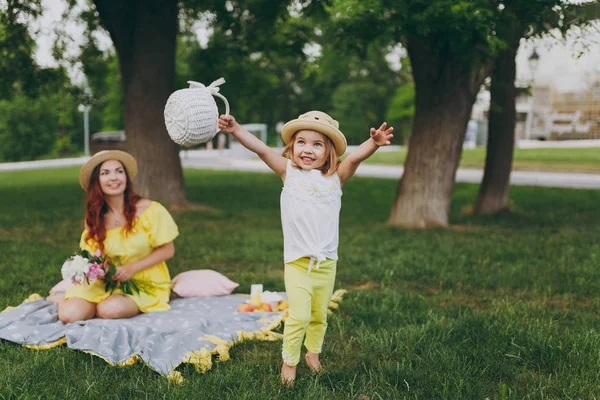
[86,263,106,283]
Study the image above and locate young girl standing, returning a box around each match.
[218,111,393,385]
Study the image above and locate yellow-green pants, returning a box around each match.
[282,257,337,366]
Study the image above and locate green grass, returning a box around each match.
[365,147,600,173]
[1,167,599,399]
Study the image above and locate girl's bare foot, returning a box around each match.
[305,351,323,373]
[281,363,296,386]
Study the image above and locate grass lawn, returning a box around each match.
[365,146,600,173]
[1,167,599,399]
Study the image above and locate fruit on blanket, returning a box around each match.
[245,303,273,312]
[237,304,256,312]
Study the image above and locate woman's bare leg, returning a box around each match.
[96,294,140,319]
[58,297,96,323]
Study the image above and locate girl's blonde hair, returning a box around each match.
[281,131,340,176]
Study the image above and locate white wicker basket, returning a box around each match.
[164,78,230,147]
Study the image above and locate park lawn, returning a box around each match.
[365,146,600,173]
[0,167,599,399]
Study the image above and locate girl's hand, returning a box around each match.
[113,265,135,282]
[218,114,239,134]
[370,122,394,147]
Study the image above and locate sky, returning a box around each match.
[33,0,600,93]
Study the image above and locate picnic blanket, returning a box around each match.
[0,290,346,383]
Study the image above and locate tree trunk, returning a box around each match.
[475,42,519,214]
[388,41,491,228]
[94,0,187,205]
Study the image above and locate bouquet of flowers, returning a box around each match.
[61,249,106,285]
[61,249,152,295]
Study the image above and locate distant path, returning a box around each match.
[1,148,599,189]
[180,155,600,190]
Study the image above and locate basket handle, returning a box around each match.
[187,78,230,135]
[212,92,230,134]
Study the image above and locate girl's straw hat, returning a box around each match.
[79,150,138,191]
[280,111,347,156]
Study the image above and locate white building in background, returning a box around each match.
[516,83,598,140]
[471,43,600,145]
[515,82,554,140]
[472,80,599,144]
[545,111,592,136]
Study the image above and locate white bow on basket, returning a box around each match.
[164,77,230,147]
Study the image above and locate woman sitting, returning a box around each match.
[58,150,178,323]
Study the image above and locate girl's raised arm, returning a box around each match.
[218,115,287,178]
[337,122,393,184]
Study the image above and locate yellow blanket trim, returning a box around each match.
[201,334,231,361]
[80,351,140,368]
[169,289,349,382]
[2,293,43,314]
[24,337,67,350]
[167,371,184,384]
[4,289,349,384]
[184,348,213,374]
[330,289,348,303]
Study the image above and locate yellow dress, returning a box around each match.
[64,201,179,313]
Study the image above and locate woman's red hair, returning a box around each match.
[84,162,141,252]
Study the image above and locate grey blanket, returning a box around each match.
[0,294,287,381]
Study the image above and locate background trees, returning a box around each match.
[2,0,597,223]
[330,0,599,227]
[475,1,600,214]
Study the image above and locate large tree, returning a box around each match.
[475,0,600,214]
[332,0,502,227]
[59,0,294,204]
[88,0,183,204]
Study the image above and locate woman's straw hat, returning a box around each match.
[280,111,347,156]
[79,150,138,191]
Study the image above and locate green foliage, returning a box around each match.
[329,0,504,68]
[0,63,86,161]
[175,33,201,91]
[52,135,73,157]
[2,0,411,157]
[0,0,43,99]
[326,40,404,144]
[179,5,318,129]
[385,82,415,143]
[0,89,59,161]
[100,55,124,131]
[176,2,407,143]
[0,87,59,161]
[330,82,387,144]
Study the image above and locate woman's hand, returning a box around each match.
[113,265,136,282]
[218,114,240,134]
[370,122,394,147]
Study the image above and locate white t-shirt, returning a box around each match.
[280,160,342,273]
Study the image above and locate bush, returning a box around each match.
[0,91,59,162]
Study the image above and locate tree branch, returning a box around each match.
[92,0,135,83]
[567,1,600,25]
